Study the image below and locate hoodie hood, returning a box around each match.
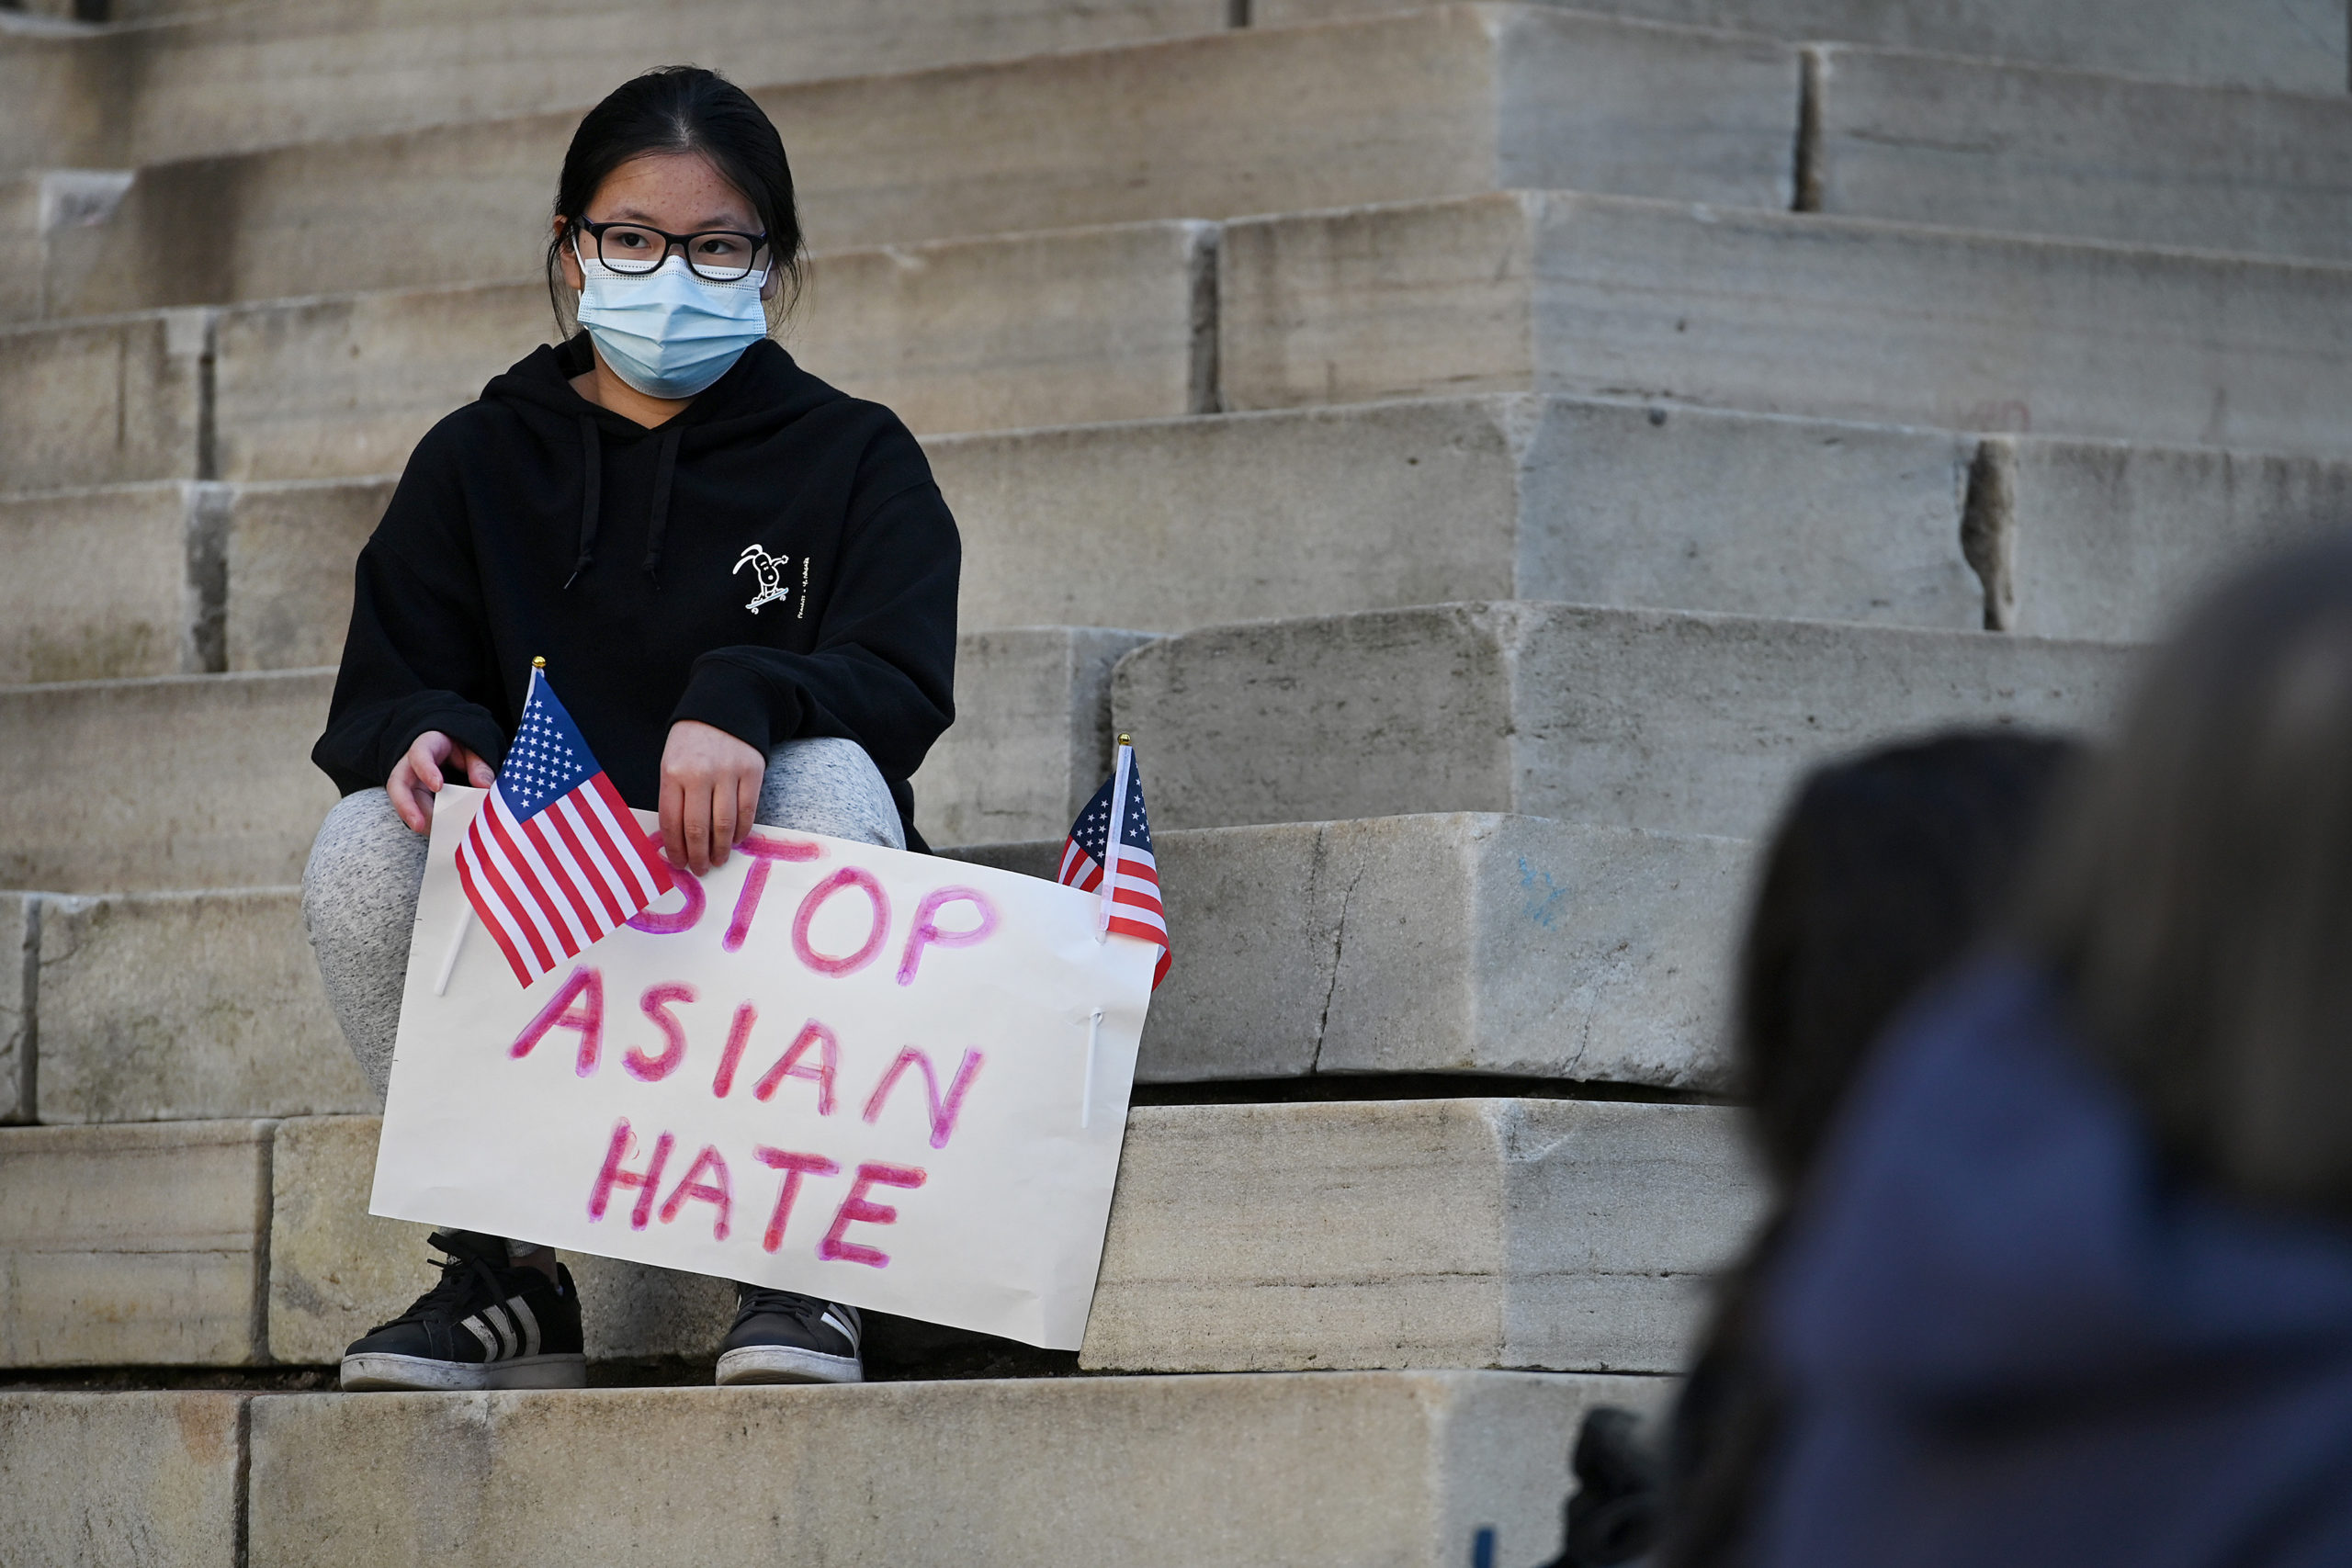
[1752,955,2352,1568]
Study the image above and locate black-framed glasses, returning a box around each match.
[572,216,771,283]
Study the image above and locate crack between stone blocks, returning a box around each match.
[232,1393,253,1568]
[1308,831,1368,1077]
[1792,49,1826,213]
[14,896,38,1125]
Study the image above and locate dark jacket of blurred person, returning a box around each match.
[1547,733,2080,1568]
[1747,535,2352,1568]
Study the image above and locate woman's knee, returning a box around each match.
[758,738,904,850]
[302,789,429,944]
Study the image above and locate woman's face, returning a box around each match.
[557,152,778,301]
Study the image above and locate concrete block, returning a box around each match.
[0,481,214,682]
[13,5,1784,320]
[0,670,337,895]
[1114,601,2134,840]
[0,894,30,1125]
[1085,1099,1759,1372]
[0,1119,270,1367]
[911,626,1154,847]
[937,395,1980,633]
[1810,45,2352,265]
[36,888,373,1124]
[225,477,395,671]
[249,1371,1636,1568]
[268,1097,1753,1379]
[0,1392,245,1568]
[1219,191,2352,459]
[0,309,208,490]
[267,1115,733,1368]
[0,0,1225,179]
[203,222,1208,482]
[957,814,1747,1089]
[1260,0,2349,92]
[1982,434,2352,643]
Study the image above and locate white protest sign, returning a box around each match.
[371,785,1158,1350]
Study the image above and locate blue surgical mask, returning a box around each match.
[573,242,769,400]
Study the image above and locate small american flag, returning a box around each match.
[1058,737,1170,988]
[456,664,675,987]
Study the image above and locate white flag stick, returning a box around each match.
[432,906,471,997]
[1081,1008,1103,1129]
[1097,736,1132,941]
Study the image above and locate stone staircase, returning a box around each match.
[1,1,2346,1562]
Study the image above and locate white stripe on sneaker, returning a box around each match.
[820,1307,859,1349]
[461,1314,501,1359]
[507,1296,543,1358]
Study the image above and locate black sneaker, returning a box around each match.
[715,1286,864,1385]
[339,1230,587,1392]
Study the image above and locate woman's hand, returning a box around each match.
[661,719,764,874]
[388,730,496,834]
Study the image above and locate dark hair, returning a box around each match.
[1659,729,2079,1568]
[2024,532,2352,1219]
[1736,730,2082,1189]
[544,65,805,334]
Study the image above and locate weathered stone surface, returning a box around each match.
[271,1097,1751,1376]
[0,670,336,894]
[1114,602,2134,840]
[911,627,1154,848]
[1085,1100,1760,1372]
[0,1391,246,1568]
[201,222,1209,482]
[0,309,209,490]
[1261,0,2349,92]
[249,1371,1637,1567]
[0,481,211,682]
[1809,45,2352,264]
[36,888,372,1123]
[1989,434,2352,643]
[0,0,1224,178]
[225,477,395,671]
[0,894,30,1125]
[958,814,1748,1089]
[1219,191,2352,459]
[13,6,1787,321]
[267,1115,733,1367]
[0,1119,270,1367]
[937,395,1982,633]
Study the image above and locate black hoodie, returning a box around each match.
[311,334,958,850]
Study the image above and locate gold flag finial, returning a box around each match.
[531,655,547,670]
[1116,732,1132,747]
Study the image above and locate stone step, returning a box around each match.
[1261,0,2349,92]
[0,0,1224,175]
[5,220,1216,491]
[16,812,1744,1125]
[2,1372,1655,1568]
[0,628,1138,893]
[1220,191,2352,460]
[15,408,2352,690]
[9,6,1794,323]
[0,1117,272,1367]
[0,1099,1757,1371]
[0,1392,248,1568]
[1804,44,2352,264]
[1114,601,2135,840]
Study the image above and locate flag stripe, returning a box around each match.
[542,798,628,927]
[467,818,557,976]
[481,798,582,960]
[590,772,673,897]
[571,786,652,908]
[488,792,591,957]
[518,809,604,942]
[456,843,535,985]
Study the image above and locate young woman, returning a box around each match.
[301,66,959,1393]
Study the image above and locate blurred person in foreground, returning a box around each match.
[1745,535,2352,1568]
[1549,730,2081,1568]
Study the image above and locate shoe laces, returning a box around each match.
[737,1285,831,1325]
[368,1234,511,1334]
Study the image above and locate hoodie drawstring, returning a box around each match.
[643,423,684,589]
[565,415,602,590]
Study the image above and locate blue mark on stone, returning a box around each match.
[1470,1527,1498,1568]
[1519,857,1565,930]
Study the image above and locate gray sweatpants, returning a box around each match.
[302,737,904,1104]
